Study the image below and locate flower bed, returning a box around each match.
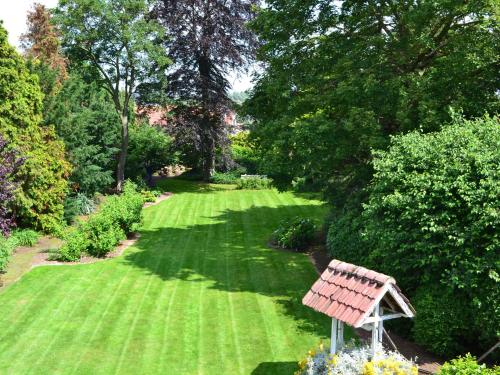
[295,342,418,375]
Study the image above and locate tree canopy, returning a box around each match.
[54,0,171,191]
[154,0,259,180]
[245,0,500,203]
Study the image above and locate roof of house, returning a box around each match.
[302,259,415,327]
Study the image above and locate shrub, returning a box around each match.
[57,227,88,262]
[236,176,273,190]
[140,189,160,203]
[101,181,144,234]
[63,193,96,223]
[230,131,259,173]
[0,134,24,236]
[0,235,18,272]
[11,229,39,247]
[273,217,316,251]
[210,168,246,184]
[438,354,498,375]
[56,181,143,260]
[327,115,500,356]
[85,213,125,257]
[295,342,418,375]
[412,285,470,356]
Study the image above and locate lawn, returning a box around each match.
[0,180,340,374]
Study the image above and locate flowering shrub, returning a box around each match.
[296,342,418,375]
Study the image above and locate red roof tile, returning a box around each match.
[302,259,413,327]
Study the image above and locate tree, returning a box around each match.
[126,121,175,185]
[0,135,24,236]
[154,0,259,180]
[245,0,500,203]
[0,24,71,232]
[46,74,121,195]
[20,2,68,96]
[54,0,170,191]
[329,115,500,356]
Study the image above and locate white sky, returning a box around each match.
[0,0,253,92]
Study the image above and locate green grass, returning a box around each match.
[0,180,348,374]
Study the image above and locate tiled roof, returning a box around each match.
[302,259,414,327]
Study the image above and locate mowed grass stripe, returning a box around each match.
[97,195,197,375]
[112,196,187,375]
[0,180,333,374]
[0,267,95,370]
[157,191,206,373]
[129,194,190,373]
[25,264,111,373]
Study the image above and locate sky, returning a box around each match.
[0,0,254,92]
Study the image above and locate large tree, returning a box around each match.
[20,3,68,120]
[0,24,71,232]
[245,0,499,203]
[47,74,121,195]
[54,0,170,191]
[154,0,259,180]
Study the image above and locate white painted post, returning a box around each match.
[337,321,344,350]
[378,307,384,344]
[331,318,338,354]
[371,304,380,357]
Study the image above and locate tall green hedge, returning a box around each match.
[0,24,71,233]
[327,115,500,356]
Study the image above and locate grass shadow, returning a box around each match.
[124,191,332,339]
[251,361,298,374]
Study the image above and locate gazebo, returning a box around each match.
[303,259,415,356]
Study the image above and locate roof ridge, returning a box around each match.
[328,259,394,285]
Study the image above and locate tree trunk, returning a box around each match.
[203,131,215,181]
[116,113,129,192]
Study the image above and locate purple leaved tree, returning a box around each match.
[0,134,24,236]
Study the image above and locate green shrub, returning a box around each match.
[412,285,470,356]
[11,229,39,247]
[85,214,125,257]
[140,189,160,203]
[58,227,88,262]
[236,176,273,190]
[210,168,246,184]
[438,354,498,375]
[0,235,18,272]
[56,181,143,260]
[101,181,144,233]
[273,217,316,251]
[326,115,500,356]
[230,131,259,173]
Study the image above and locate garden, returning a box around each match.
[0,0,499,374]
